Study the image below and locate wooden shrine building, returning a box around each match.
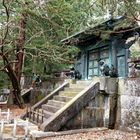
[62,16,140,79]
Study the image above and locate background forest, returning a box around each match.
[0,0,140,107]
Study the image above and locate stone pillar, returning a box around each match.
[99,77,118,129]
[99,77,118,94]
[117,78,140,132]
[108,93,118,129]
[107,78,118,129]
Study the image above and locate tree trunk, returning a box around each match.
[15,12,27,83]
[2,55,24,108]
[11,12,27,108]
[0,1,27,108]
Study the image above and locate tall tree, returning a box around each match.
[0,0,28,108]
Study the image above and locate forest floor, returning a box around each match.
[1,104,27,119]
[1,105,140,140]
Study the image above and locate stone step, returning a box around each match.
[76,80,92,85]
[64,87,83,92]
[59,92,78,97]
[59,91,78,95]
[47,100,66,108]
[53,95,72,102]
[42,104,60,113]
[43,110,54,119]
[69,84,88,88]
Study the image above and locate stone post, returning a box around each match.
[108,93,118,129]
[107,78,118,129]
[99,77,118,129]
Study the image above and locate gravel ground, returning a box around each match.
[40,130,140,140]
[1,105,139,140]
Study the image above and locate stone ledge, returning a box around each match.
[31,127,108,139]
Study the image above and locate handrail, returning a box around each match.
[31,81,69,110]
[41,81,99,131]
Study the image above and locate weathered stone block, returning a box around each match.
[95,94,105,107]
[104,96,110,127]
[99,77,118,94]
[118,78,125,95]
[124,78,140,96]
[117,77,140,132]
[120,108,140,132]
[120,95,140,110]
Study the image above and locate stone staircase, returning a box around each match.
[28,80,99,131]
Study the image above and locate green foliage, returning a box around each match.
[131,51,140,58]
[0,0,140,83]
[23,0,90,74]
[0,72,9,89]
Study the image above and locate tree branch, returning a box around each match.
[123,0,140,22]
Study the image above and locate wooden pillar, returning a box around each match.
[84,51,88,80]
[80,50,87,80]
[111,38,118,69]
[125,48,129,77]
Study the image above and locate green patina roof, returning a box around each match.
[61,16,140,46]
[113,18,137,31]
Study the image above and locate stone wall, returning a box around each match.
[25,76,139,132]
[23,76,65,94]
[117,78,140,133]
[92,77,139,132]
[22,76,65,105]
[62,77,140,132]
